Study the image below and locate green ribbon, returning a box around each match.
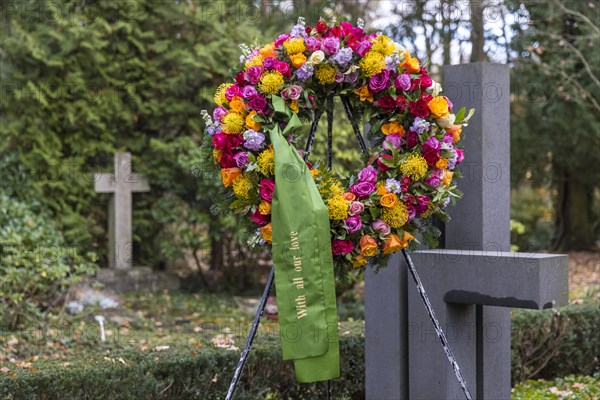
[269,95,340,383]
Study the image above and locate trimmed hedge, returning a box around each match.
[1,303,598,399]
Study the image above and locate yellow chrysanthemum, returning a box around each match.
[381,202,409,229]
[214,83,232,106]
[371,35,395,56]
[258,71,284,95]
[257,147,275,176]
[283,37,306,55]
[315,63,336,85]
[327,195,350,221]
[232,175,252,198]
[359,51,386,77]
[245,55,264,70]
[222,112,245,134]
[400,154,428,181]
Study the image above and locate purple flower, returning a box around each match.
[321,36,340,55]
[350,181,376,199]
[305,36,322,52]
[263,57,277,70]
[385,55,400,71]
[406,204,416,222]
[425,170,442,187]
[385,134,402,148]
[242,85,258,99]
[358,165,378,183]
[385,178,401,194]
[290,24,307,37]
[423,137,440,153]
[213,106,227,122]
[335,72,345,83]
[234,152,249,168]
[344,71,359,84]
[371,219,391,236]
[344,215,363,234]
[410,117,431,135]
[244,66,263,85]
[368,70,390,93]
[332,47,353,68]
[404,130,419,148]
[416,195,430,214]
[442,134,454,144]
[395,72,411,92]
[243,129,265,151]
[296,63,314,82]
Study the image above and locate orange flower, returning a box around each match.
[382,233,403,255]
[229,96,247,114]
[446,124,462,142]
[400,50,420,74]
[342,192,356,201]
[261,223,273,243]
[259,43,277,59]
[221,167,241,187]
[380,193,398,208]
[442,170,454,187]
[352,255,367,268]
[289,100,299,113]
[381,121,405,136]
[359,235,378,257]
[354,85,374,102]
[428,96,450,119]
[399,231,415,248]
[376,181,389,195]
[246,111,262,131]
[258,200,272,215]
[435,158,449,169]
[290,53,307,68]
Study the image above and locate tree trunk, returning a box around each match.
[210,235,224,271]
[553,168,595,250]
[469,0,485,62]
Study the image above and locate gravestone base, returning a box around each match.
[95,267,180,293]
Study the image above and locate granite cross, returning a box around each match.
[94,152,149,270]
[365,63,569,399]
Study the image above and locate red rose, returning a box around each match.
[396,96,409,112]
[220,151,237,168]
[331,25,343,38]
[316,20,329,34]
[401,176,411,192]
[404,131,419,148]
[409,100,430,118]
[332,239,354,256]
[305,26,312,35]
[225,134,244,150]
[376,95,396,112]
[420,93,433,102]
[249,96,268,113]
[423,149,440,166]
[235,71,247,86]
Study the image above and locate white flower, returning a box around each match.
[436,113,456,128]
[431,80,443,96]
[393,42,405,54]
[308,50,325,64]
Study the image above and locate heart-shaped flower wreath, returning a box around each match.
[201,18,472,273]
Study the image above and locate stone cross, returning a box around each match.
[365,63,568,399]
[94,152,149,270]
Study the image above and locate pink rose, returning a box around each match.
[263,57,277,70]
[242,85,258,99]
[358,165,378,183]
[259,179,275,202]
[250,209,269,226]
[225,85,241,101]
[344,215,363,234]
[321,36,340,55]
[331,239,354,256]
[356,40,372,57]
[274,33,290,47]
[455,148,464,165]
[371,219,391,236]
[385,134,402,148]
[394,72,412,92]
[213,106,227,122]
[212,133,227,150]
[350,182,376,199]
[368,70,390,93]
[305,36,322,52]
[244,66,263,85]
[275,62,291,78]
[249,95,268,113]
[349,201,365,216]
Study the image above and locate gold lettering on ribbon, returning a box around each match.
[289,230,308,319]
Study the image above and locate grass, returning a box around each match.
[513,374,600,399]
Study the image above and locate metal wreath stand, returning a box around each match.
[225,95,473,400]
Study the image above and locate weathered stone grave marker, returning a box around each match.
[365,63,568,399]
[94,152,178,292]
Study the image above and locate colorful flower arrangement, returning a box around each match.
[201,17,473,272]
